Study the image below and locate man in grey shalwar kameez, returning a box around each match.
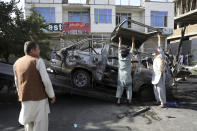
[152,34,166,108]
[116,37,135,105]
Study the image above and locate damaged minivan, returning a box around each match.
[49,19,173,100]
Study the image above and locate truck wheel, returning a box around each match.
[72,70,91,88]
[138,84,155,101]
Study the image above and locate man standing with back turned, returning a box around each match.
[116,36,135,105]
[13,41,56,131]
[152,34,166,108]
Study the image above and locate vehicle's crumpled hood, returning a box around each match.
[111,27,158,49]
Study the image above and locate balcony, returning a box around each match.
[174,9,197,25]
[174,0,197,17]
[168,24,197,40]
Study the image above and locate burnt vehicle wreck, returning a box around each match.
[49,19,174,100]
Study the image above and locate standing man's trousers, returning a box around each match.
[19,99,50,131]
[153,73,166,104]
[116,69,132,100]
[24,114,48,131]
[116,85,132,100]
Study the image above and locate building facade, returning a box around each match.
[24,0,174,52]
[168,0,197,64]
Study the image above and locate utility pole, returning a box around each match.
[176,26,186,62]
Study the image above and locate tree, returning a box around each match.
[0,0,51,62]
[0,0,18,62]
[14,7,51,59]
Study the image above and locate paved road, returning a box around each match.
[0,78,197,131]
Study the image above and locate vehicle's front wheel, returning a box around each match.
[72,70,91,88]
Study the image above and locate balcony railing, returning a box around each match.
[64,0,171,6]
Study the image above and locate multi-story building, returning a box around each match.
[24,0,174,52]
[168,0,197,64]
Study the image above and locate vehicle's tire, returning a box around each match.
[138,84,155,102]
[72,70,91,88]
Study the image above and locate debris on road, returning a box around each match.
[131,106,150,117]
[142,114,152,124]
[117,113,127,119]
[166,116,176,119]
[166,101,190,108]
[145,110,162,121]
[166,102,179,107]
[141,109,162,124]
[179,102,187,104]
[116,106,163,125]
[117,106,150,119]
[130,106,150,116]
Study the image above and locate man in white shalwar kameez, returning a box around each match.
[151,34,166,108]
[13,41,55,131]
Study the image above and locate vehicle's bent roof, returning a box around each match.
[111,19,159,49]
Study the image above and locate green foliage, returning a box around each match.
[0,0,51,62]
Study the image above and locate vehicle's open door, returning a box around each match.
[95,43,110,81]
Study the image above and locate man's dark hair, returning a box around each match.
[120,47,130,58]
[24,41,37,54]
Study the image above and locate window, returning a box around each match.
[151,11,168,27]
[68,12,89,22]
[94,9,112,24]
[34,8,55,23]
[116,13,131,28]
